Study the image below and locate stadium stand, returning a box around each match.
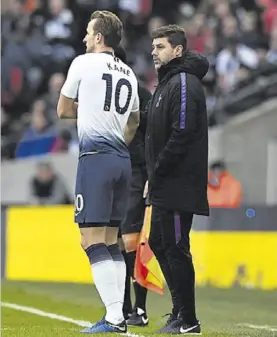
[1,0,277,161]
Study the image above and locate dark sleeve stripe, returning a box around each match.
[180,72,187,129]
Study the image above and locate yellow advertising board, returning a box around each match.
[6,206,92,283]
[190,231,277,289]
[6,206,277,289]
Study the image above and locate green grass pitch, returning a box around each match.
[1,281,277,337]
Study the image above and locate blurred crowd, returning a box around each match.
[1,0,277,161]
[28,159,242,207]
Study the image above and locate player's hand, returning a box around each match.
[143,180,148,198]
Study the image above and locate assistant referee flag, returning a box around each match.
[134,205,164,295]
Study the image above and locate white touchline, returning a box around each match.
[1,302,144,337]
[2,303,276,336]
[1,302,91,327]
[238,323,277,332]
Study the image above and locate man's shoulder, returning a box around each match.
[72,54,86,64]
[72,53,103,67]
[162,72,204,101]
[216,49,230,61]
[169,72,202,87]
[164,73,183,91]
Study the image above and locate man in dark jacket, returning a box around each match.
[114,45,152,326]
[145,25,209,335]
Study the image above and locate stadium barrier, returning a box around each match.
[2,206,277,290]
[220,98,277,204]
[2,100,277,207]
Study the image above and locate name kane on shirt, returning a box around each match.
[107,62,130,76]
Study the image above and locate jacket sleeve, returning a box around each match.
[154,73,198,178]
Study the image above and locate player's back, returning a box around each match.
[76,52,138,157]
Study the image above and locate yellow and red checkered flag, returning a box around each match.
[134,205,164,295]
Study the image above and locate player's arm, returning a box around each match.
[57,100,78,119]
[57,57,80,119]
[154,75,199,178]
[124,93,140,145]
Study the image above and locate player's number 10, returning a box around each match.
[102,73,132,115]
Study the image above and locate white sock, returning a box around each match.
[107,244,126,304]
[85,243,124,324]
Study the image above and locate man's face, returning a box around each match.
[209,168,223,187]
[31,101,47,132]
[152,37,182,70]
[37,166,53,182]
[49,73,65,94]
[83,19,98,53]
[212,168,222,178]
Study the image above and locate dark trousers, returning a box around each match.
[149,205,197,324]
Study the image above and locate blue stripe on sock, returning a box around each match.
[107,244,124,262]
[85,243,111,264]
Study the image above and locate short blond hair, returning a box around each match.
[90,10,123,49]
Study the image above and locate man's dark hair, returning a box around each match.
[90,10,123,49]
[114,44,127,63]
[210,160,226,171]
[37,161,52,171]
[151,24,187,51]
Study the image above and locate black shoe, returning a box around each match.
[126,308,149,327]
[124,312,132,320]
[180,321,201,335]
[157,313,179,333]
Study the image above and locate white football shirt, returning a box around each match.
[61,52,139,157]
